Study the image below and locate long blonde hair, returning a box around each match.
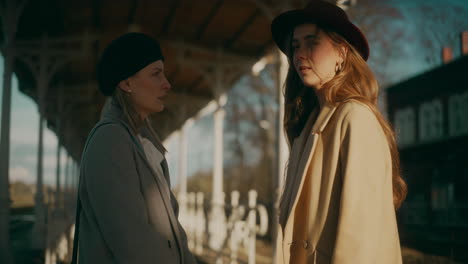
[113,88,167,153]
[284,26,407,210]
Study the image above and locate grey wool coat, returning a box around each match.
[77,99,197,264]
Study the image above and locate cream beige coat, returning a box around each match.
[276,100,402,264]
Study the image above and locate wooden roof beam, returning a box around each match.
[188,75,205,92]
[92,0,102,30]
[168,65,181,81]
[162,38,255,63]
[224,8,261,49]
[161,0,180,35]
[127,0,138,25]
[194,0,224,40]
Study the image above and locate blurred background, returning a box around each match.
[1,0,467,263]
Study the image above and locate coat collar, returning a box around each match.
[280,102,338,229]
[101,99,138,137]
[310,103,338,134]
[101,99,160,152]
[100,98,173,181]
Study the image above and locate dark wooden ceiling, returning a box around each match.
[2,0,314,160]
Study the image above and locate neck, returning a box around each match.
[314,88,326,111]
[135,106,148,121]
[139,112,148,121]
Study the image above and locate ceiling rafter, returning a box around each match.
[7,0,280,155]
[92,0,102,29]
[127,0,139,25]
[257,38,274,54]
[224,8,261,49]
[188,75,205,92]
[161,0,181,35]
[92,0,102,68]
[168,65,181,82]
[162,37,255,62]
[194,0,224,40]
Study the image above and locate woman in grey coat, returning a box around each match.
[74,32,197,264]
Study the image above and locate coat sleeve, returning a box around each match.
[81,124,172,263]
[331,105,393,264]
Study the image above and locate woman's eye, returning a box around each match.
[307,39,318,46]
[153,71,161,76]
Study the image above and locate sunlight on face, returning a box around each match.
[292,24,342,89]
[127,60,171,117]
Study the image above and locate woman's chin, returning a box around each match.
[303,81,319,88]
[146,104,164,115]
[154,104,165,113]
[301,76,319,87]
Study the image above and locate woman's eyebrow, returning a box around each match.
[292,34,318,42]
[304,34,318,40]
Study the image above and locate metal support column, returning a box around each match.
[0,0,27,262]
[209,67,228,251]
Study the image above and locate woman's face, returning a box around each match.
[120,60,171,117]
[292,23,344,89]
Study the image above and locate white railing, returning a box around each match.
[180,190,269,264]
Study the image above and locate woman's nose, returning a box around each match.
[295,47,307,61]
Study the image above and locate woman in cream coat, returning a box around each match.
[270,1,407,263]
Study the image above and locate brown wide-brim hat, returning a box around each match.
[271,0,370,61]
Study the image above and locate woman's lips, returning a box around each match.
[298,66,311,74]
[157,95,166,103]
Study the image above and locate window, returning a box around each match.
[394,107,415,146]
[419,99,443,142]
[449,92,468,136]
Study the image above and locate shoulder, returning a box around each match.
[84,122,134,154]
[90,122,130,141]
[333,99,384,137]
[335,99,376,122]
[336,99,379,126]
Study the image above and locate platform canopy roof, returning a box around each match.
[1,0,335,159]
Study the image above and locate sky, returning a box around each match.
[356,0,468,87]
[0,56,72,186]
[1,0,468,188]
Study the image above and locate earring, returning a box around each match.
[335,62,343,73]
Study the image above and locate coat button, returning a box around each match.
[168,240,172,248]
[303,240,309,249]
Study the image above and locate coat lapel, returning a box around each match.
[102,102,168,188]
[101,100,185,260]
[139,125,185,256]
[280,104,338,235]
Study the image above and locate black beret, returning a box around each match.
[97,32,164,96]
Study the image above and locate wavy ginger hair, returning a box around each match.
[283,25,407,210]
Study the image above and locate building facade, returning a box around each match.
[387,55,468,261]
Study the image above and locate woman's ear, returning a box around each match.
[118,79,131,92]
[339,45,348,63]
